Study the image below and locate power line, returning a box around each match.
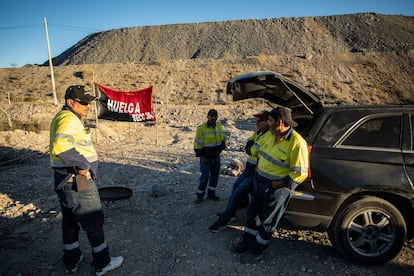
[49,24,102,33]
[0,23,102,33]
[0,24,42,30]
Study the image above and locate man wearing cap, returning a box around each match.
[209,110,270,232]
[50,85,123,275]
[194,109,226,204]
[231,106,309,264]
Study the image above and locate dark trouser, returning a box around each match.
[196,156,220,197]
[56,179,110,270]
[244,174,293,247]
[218,170,253,225]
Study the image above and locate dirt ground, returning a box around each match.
[1,110,414,276]
[0,28,413,274]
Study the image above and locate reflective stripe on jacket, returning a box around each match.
[246,130,271,165]
[194,122,225,158]
[255,128,309,184]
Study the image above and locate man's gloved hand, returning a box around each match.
[244,140,254,155]
[244,162,256,176]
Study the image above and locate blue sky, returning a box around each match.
[0,0,413,68]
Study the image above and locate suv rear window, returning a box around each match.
[315,110,370,146]
[342,116,401,149]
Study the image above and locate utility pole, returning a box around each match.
[44,17,58,105]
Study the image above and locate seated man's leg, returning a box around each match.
[231,170,248,193]
[219,175,253,224]
[240,187,293,263]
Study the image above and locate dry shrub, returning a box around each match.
[155,56,168,66]
[223,51,235,62]
[80,69,94,81]
[23,96,36,102]
[392,88,412,103]
[0,119,49,132]
[257,53,267,65]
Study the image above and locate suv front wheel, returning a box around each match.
[328,196,406,264]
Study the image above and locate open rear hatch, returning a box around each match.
[226,71,323,115]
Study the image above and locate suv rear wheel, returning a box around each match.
[328,196,406,264]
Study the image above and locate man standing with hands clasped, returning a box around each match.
[50,85,123,275]
[231,106,309,264]
[194,109,226,204]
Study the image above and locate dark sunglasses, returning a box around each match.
[73,99,90,106]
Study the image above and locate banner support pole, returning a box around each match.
[92,68,99,143]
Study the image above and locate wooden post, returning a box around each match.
[43,17,58,105]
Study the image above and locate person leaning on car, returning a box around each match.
[209,110,271,232]
[231,106,309,264]
[49,85,123,275]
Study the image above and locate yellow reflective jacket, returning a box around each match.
[254,128,309,185]
[194,122,226,158]
[49,108,98,169]
[246,129,271,165]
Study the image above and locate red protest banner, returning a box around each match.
[95,83,156,122]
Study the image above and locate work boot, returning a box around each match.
[209,220,224,232]
[239,249,264,264]
[207,194,220,201]
[63,248,83,274]
[65,254,83,274]
[230,232,255,253]
[239,239,267,264]
[194,197,203,204]
[95,256,124,276]
[216,212,236,223]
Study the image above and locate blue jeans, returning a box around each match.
[244,174,293,242]
[197,157,220,197]
[218,170,253,225]
[56,179,110,269]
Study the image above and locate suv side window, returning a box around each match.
[342,116,401,149]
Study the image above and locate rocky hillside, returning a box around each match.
[2,13,414,276]
[0,13,413,133]
[47,13,414,65]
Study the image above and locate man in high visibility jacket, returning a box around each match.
[231,106,309,264]
[209,110,271,231]
[194,109,226,204]
[50,85,123,275]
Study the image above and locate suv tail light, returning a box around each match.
[307,145,312,178]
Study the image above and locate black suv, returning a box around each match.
[226,71,414,264]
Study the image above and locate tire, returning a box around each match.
[328,196,406,264]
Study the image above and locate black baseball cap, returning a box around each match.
[207,109,218,117]
[64,85,98,103]
[269,106,298,127]
[253,110,270,121]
